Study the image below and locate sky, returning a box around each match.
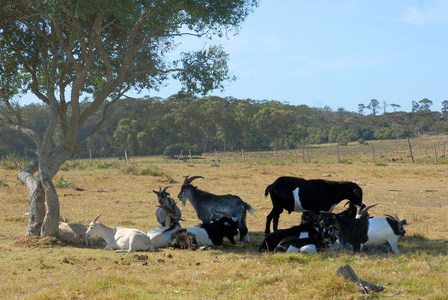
[20,0,448,113]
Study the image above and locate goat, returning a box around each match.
[178,175,255,242]
[85,214,154,253]
[259,221,324,252]
[58,222,90,246]
[325,203,379,250]
[169,211,239,249]
[147,222,182,249]
[274,237,318,253]
[168,229,199,250]
[153,186,181,227]
[320,210,407,255]
[264,176,364,234]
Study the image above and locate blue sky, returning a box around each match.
[21,0,448,113]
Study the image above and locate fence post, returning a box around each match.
[434,144,438,164]
[242,148,245,162]
[90,149,93,165]
[306,146,310,163]
[274,147,278,162]
[371,144,375,163]
[337,145,340,162]
[176,150,183,163]
[189,150,192,164]
[215,149,219,163]
[407,138,414,163]
[444,140,446,160]
[302,146,305,163]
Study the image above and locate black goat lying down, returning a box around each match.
[264,176,364,234]
[259,202,370,253]
[259,222,324,252]
[168,213,239,250]
[274,236,319,253]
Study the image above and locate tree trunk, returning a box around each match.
[18,170,45,236]
[40,181,60,237]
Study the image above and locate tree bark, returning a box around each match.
[40,181,60,237]
[18,170,45,236]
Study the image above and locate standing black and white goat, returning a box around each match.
[178,176,255,242]
[168,211,239,249]
[153,186,181,226]
[320,210,407,255]
[264,176,364,234]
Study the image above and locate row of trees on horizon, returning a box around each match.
[357,98,447,115]
[2,95,447,159]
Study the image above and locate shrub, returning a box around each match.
[96,161,109,169]
[141,166,164,176]
[0,153,28,170]
[54,176,73,188]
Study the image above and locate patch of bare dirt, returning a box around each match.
[11,236,71,248]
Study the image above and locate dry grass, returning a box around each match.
[0,135,447,299]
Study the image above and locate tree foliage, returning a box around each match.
[3,95,446,160]
[0,0,259,237]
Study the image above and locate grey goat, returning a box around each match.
[178,175,255,242]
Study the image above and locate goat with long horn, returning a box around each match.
[178,175,255,242]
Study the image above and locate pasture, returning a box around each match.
[0,136,447,299]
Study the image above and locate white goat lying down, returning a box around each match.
[147,223,181,249]
[86,214,154,253]
[58,222,90,246]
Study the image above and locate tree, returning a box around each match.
[0,0,258,237]
[358,104,366,115]
[390,103,401,112]
[442,100,448,118]
[382,101,389,114]
[418,98,433,111]
[412,100,420,112]
[367,99,380,115]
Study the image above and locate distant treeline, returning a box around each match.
[1,95,447,158]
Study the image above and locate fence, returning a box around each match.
[198,137,447,165]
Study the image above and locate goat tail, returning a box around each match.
[244,202,256,215]
[265,184,272,197]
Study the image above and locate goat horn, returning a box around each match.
[384,214,399,221]
[93,214,102,223]
[360,203,378,216]
[215,210,230,218]
[216,210,237,222]
[343,201,350,207]
[183,175,204,185]
[162,186,172,193]
[328,203,338,213]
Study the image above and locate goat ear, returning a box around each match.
[153,190,158,194]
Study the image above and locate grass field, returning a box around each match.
[0,136,447,299]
